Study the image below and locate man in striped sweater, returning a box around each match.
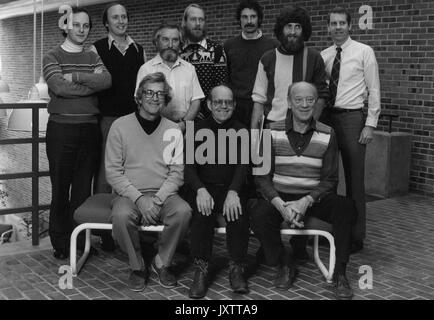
[43,7,111,260]
[249,82,356,299]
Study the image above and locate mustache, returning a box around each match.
[244,24,256,27]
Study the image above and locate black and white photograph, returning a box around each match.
[0,0,433,308]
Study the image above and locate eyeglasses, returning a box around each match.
[211,99,235,108]
[293,97,316,105]
[143,90,166,100]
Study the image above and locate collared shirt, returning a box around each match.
[321,37,381,127]
[90,33,147,61]
[135,54,205,120]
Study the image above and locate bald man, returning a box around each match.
[185,85,250,298]
[249,81,357,299]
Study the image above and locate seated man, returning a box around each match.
[185,85,250,298]
[249,81,357,299]
[105,72,192,291]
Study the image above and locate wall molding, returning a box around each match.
[0,0,113,20]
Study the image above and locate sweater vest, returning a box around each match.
[269,119,332,195]
[94,38,144,117]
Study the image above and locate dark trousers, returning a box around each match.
[94,116,117,194]
[330,110,366,241]
[249,193,356,271]
[189,185,250,264]
[46,120,100,251]
[234,97,254,128]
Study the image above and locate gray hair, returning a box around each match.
[135,72,172,105]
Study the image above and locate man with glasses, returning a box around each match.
[135,22,204,132]
[185,85,250,298]
[180,3,227,120]
[249,81,357,299]
[106,72,192,291]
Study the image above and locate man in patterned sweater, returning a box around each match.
[180,4,227,120]
[249,82,357,299]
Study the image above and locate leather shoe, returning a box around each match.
[128,270,147,292]
[151,258,177,288]
[351,240,364,254]
[189,259,208,299]
[333,273,353,299]
[273,264,297,290]
[53,249,68,260]
[229,261,248,294]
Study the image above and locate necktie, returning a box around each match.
[328,46,342,108]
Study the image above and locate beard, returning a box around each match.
[280,34,304,54]
[184,26,206,43]
[160,48,179,62]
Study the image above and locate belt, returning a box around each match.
[330,108,362,114]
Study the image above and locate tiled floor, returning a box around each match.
[0,194,433,300]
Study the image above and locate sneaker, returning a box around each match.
[273,264,297,290]
[333,273,353,300]
[151,258,177,288]
[128,270,147,292]
[189,258,208,299]
[228,261,248,294]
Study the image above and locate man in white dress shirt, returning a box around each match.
[321,7,381,252]
[135,22,204,132]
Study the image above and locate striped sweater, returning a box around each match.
[43,45,111,115]
[255,112,338,202]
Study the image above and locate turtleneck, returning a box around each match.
[61,38,84,53]
[135,111,162,135]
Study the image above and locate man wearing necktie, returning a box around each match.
[321,7,381,253]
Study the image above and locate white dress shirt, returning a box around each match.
[321,37,381,127]
[135,54,205,120]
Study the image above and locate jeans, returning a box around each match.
[46,120,100,251]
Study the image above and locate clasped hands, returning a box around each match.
[196,188,242,222]
[136,194,161,226]
[272,196,313,229]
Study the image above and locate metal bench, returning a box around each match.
[71,194,335,282]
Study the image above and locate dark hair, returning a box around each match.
[327,7,352,25]
[61,7,93,37]
[135,72,172,106]
[102,2,129,31]
[274,6,312,41]
[236,0,263,27]
[152,22,183,46]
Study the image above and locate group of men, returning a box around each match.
[43,0,380,300]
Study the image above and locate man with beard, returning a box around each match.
[180,4,227,120]
[91,3,146,196]
[135,22,204,132]
[321,7,381,253]
[250,6,328,130]
[224,0,278,127]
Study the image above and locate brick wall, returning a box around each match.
[0,0,433,196]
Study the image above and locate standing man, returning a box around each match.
[180,4,227,120]
[136,22,204,132]
[249,82,357,299]
[321,7,381,252]
[106,72,192,291]
[251,6,328,130]
[43,7,111,259]
[91,2,146,195]
[224,0,277,127]
[185,85,250,299]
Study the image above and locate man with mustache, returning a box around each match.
[321,7,381,253]
[180,4,227,120]
[224,0,277,127]
[250,6,328,130]
[135,23,204,132]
